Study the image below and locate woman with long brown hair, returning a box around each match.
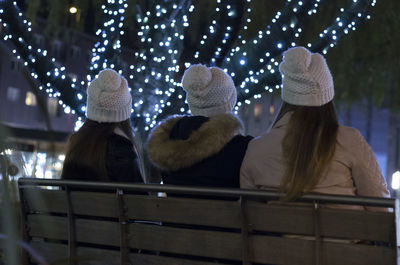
[61,69,145,183]
[240,47,389,210]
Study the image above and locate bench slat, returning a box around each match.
[125,195,241,228]
[247,201,394,242]
[28,215,120,246]
[319,207,394,242]
[22,189,67,213]
[251,235,395,265]
[321,241,396,265]
[30,241,119,265]
[28,215,68,240]
[30,241,235,265]
[23,189,242,228]
[128,222,242,260]
[71,191,119,218]
[22,189,120,218]
[27,215,242,261]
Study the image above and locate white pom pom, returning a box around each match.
[97,69,122,91]
[182,64,212,97]
[281,47,312,73]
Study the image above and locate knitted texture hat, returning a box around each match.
[86,69,132,122]
[182,64,237,117]
[279,46,334,106]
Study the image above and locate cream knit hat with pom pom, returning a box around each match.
[182,64,237,117]
[86,69,132,122]
[279,46,334,106]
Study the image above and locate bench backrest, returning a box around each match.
[18,178,399,265]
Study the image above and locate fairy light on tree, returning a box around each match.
[0,0,379,132]
[127,0,192,132]
[89,0,127,80]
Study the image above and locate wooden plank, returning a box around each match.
[319,208,395,242]
[28,215,68,240]
[247,202,314,235]
[251,235,315,265]
[124,195,241,228]
[27,215,242,261]
[22,189,120,218]
[129,253,235,265]
[30,241,68,264]
[128,223,242,261]
[27,215,120,247]
[247,201,394,241]
[75,219,120,247]
[30,241,120,265]
[250,235,395,265]
[22,189,67,214]
[71,191,119,218]
[321,241,396,265]
[30,241,235,265]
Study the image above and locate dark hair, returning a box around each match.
[61,119,142,181]
[273,101,339,200]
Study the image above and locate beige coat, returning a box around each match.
[240,113,390,211]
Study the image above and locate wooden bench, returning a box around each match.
[17,178,399,265]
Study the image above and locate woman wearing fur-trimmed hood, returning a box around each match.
[147,64,252,188]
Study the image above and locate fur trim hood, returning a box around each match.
[147,114,244,171]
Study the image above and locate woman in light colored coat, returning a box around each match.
[240,47,390,211]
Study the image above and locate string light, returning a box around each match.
[0,1,86,121]
[0,0,378,128]
[127,1,192,130]
[221,0,377,112]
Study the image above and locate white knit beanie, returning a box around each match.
[279,46,334,106]
[86,69,132,122]
[182,64,237,117]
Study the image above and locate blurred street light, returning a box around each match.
[69,6,78,14]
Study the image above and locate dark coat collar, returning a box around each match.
[147,114,244,171]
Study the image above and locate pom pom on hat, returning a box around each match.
[86,69,132,123]
[279,46,334,106]
[181,65,212,98]
[97,69,122,92]
[281,46,312,73]
[182,64,237,117]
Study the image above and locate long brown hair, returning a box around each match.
[274,101,339,200]
[61,119,145,181]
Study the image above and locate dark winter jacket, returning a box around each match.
[62,134,143,183]
[147,114,253,188]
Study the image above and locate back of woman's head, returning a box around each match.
[86,69,132,123]
[181,64,237,117]
[61,120,118,180]
[62,69,138,181]
[277,47,338,200]
[279,46,334,107]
